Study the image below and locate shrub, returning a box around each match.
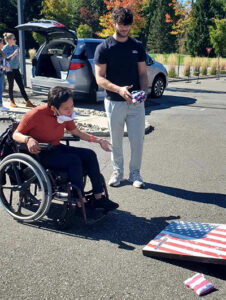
[210,58,217,75]
[155,54,165,65]
[28,49,36,62]
[77,24,92,38]
[219,57,226,73]
[168,54,176,77]
[201,58,208,75]
[192,57,201,76]
[183,56,191,77]
[32,32,45,46]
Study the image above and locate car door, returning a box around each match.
[84,39,105,101]
[16,20,77,94]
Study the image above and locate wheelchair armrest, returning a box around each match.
[16,142,53,152]
[61,135,80,146]
[16,142,28,152]
[39,143,54,151]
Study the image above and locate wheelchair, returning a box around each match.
[0,117,109,229]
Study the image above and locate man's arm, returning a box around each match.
[137,61,149,98]
[95,63,132,102]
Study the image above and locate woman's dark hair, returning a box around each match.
[0,38,3,43]
[47,86,73,109]
[112,7,133,25]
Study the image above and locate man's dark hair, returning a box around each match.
[47,86,73,109]
[112,7,133,25]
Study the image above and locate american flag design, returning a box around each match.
[184,273,215,296]
[143,221,226,265]
[131,90,146,103]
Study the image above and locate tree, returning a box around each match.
[146,0,177,53]
[41,0,73,28]
[0,0,42,50]
[98,0,146,38]
[186,0,226,56]
[209,19,226,56]
[77,24,93,38]
[141,0,158,47]
[165,0,193,54]
[70,0,107,34]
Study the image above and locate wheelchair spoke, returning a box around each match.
[22,175,38,188]
[1,185,20,190]
[10,190,13,206]
[16,197,23,214]
[12,163,22,185]
[24,190,41,205]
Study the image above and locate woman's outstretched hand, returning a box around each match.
[99,139,112,152]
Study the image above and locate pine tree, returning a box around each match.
[186,0,225,56]
[146,0,177,53]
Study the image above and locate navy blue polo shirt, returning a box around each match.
[94,36,146,101]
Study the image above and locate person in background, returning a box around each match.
[0,38,9,111]
[3,32,35,108]
[94,7,148,188]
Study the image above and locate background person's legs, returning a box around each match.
[13,69,29,101]
[105,99,127,176]
[0,74,4,106]
[6,71,15,104]
[126,102,145,174]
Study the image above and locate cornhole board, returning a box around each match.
[143,221,226,265]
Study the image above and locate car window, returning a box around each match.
[85,42,101,59]
[47,43,74,56]
[146,54,153,65]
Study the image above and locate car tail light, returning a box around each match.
[69,62,85,70]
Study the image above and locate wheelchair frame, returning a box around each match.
[0,117,109,229]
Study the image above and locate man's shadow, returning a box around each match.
[143,182,226,208]
[145,95,196,116]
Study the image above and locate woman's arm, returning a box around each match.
[69,127,111,152]
[13,130,41,154]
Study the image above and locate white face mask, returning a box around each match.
[56,110,75,124]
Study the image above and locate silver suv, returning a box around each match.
[17,20,168,102]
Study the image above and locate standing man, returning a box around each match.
[94,7,148,188]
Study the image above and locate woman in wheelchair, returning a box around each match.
[12,86,119,221]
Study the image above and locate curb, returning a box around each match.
[168,74,226,83]
[0,111,153,137]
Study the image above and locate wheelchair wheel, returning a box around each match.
[0,153,52,222]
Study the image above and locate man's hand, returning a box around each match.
[118,85,133,103]
[27,137,41,154]
[99,139,112,152]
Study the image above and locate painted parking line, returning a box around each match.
[174,106,206,111]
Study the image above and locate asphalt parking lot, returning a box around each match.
[0,77,225,299]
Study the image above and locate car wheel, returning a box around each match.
[151,75,165,98]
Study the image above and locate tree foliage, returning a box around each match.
[186,0,226,56]
[77,24,93,38]
[165,0,193,53]
[209,18,226,56]
[41,0,73,28]
[98,0,146,38]
[146,0,177,53]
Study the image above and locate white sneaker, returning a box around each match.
[128,171,144,188]
[108,171,123,187]
[0,106,9,111]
